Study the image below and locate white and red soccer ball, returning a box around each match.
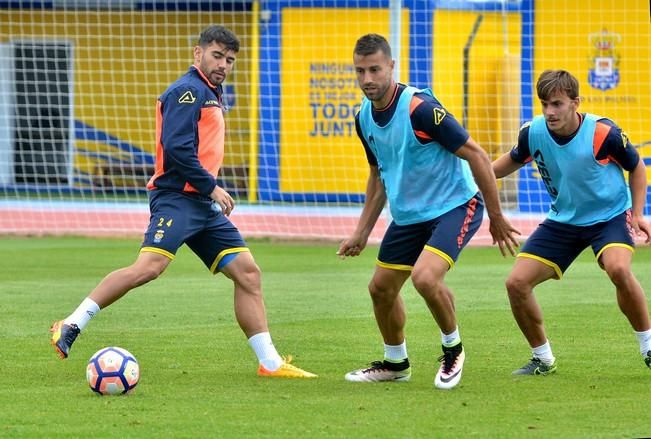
[86,347,140,395]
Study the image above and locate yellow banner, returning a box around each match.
[535,0,651,166]
[280,8,409,193]
[432,10,522,158]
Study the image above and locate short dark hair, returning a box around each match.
[198,25,240,53]
[353,33,391,58]
[536,69,579,100]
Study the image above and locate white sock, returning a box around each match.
[635,329,651,355]
[64,297,100,331]
[384,341,408,362]
[532,340,555,365]
[248,332,284,371]
[441,326,461,347]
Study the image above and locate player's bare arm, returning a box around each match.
[629,159,651,243]
[455,138,521,256]
[210,184,235,216]
[337,166,386,258]
[492,153,525,179]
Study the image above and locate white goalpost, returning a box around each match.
[0,0,649,243]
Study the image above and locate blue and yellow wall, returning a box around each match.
[258,0,650,212]
[0,8,252,186]
[1,0,649,211]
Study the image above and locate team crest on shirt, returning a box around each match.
[433,108,446,125]
[178,91,196,104]
[153,229,165,243]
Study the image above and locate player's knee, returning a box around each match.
[121,266,158,288]
[128,258,167,285]
[411,270,439,295]
[139,265,165,284]
[604,262,631,286]
[505,275,529,299]
[235,263,262,292]
[368,279,396,303]
[129,252,170,285]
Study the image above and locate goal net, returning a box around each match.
[0,0,649,244]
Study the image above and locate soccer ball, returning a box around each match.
[86,347,140,395]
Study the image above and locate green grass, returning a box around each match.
[1,237,650,437]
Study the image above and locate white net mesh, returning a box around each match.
[0,0,649,243]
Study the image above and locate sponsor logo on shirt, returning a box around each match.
[621,131,629,148]
[178,91,196,104]
[433,108,446,125]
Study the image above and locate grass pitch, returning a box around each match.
[1,236,650,437]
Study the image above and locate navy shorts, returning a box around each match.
[519,209,635,278]
[377,193,484,270]
[141,190,248,273]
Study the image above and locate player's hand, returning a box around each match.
[337,235,367,259]
[488,213,521,257]
[632,213,651,244]
[210,185,235,216]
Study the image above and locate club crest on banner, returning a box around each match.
[588,29,621,91]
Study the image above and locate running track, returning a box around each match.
[0,201,543,245]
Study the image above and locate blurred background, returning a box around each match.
[0,0,648,242]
